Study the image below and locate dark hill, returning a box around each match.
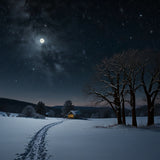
[0,98,117,117]
[0,98,36,113]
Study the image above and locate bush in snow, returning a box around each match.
[6,112,10,117]
[21,105,45,118]
[21,105,36,117]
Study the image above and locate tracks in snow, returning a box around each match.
[15,121,63,160]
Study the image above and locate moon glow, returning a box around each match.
[40,38,45,44]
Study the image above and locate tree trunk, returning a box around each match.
[122,97,126,125]
[116,107,122,124]
[132,107,137,127]
[131,92,137,127]
[147,100,154,126]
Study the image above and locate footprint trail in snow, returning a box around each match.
[15,121,63,160]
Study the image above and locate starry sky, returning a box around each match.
[0,0,160,106]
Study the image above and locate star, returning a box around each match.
[82,49,86,55]
[129,36,133,40]
[120,8,124,13]
[149,30,153,34]
[121,22,125,27]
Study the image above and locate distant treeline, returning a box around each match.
[0,98,160,118]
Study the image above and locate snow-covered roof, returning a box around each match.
[68,110,80,115]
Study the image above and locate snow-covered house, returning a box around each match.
[67,110,81,119]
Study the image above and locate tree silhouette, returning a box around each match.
[61,100,74,117]
[36,101,46,116]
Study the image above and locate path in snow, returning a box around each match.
[14,121,63,160]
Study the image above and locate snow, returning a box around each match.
[0,116,62,160]
[22,121,64,160]
[47,117,160,160]
[0,115,160,160]
[0,111,18,117]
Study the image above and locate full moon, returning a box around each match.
[40,38,45,44]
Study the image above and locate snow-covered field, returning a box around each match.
[0,115,160,160]
[0,116,62,160]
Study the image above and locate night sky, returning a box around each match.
[0,0,160,106]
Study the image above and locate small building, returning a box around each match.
[67,110,81,119]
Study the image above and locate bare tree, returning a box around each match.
[122,50,143,127]
[87,54,127,125]
[141,51,160,126]
[87,49,160,126]
[87,50,146,126]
